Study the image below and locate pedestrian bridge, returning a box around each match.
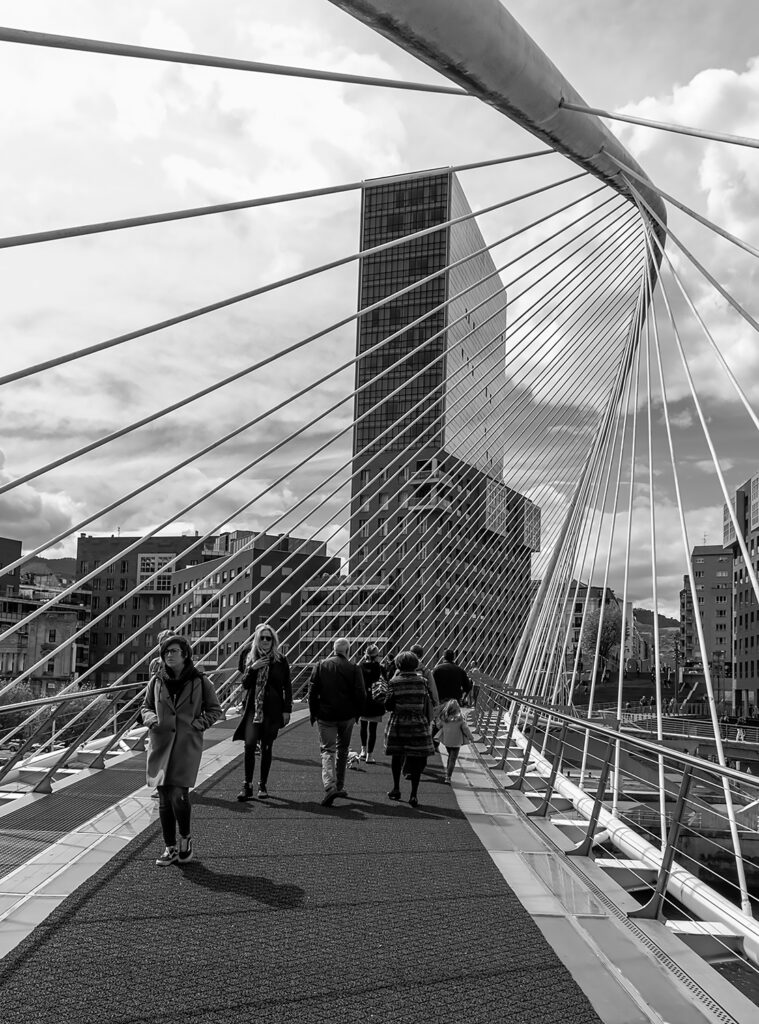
[2,1,759,1018]
[1,700,758,1024]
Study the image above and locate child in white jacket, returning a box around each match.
[434,699,473,783]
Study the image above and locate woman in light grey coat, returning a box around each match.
[141,634,222,867]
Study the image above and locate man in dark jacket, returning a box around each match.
[308,638,365,806]
[432,650,472,705]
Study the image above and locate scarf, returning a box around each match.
[252,658,271,723]
[159,661,198,701]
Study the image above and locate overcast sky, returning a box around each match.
[1,0,758,617]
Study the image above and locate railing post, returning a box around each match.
[628,765,693,920]
[503,704,540,791]
[495,695,520,769]
[87,697,145,769]
[566,736,615,858]
[488,704,505,756]
[482,694,496,740]
[32,695,121,794]
[526,721,569,817]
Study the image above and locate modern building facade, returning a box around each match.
[679,545,732,697]
[723,480,757,709]
[75,533,206,686]
[169,531,339,691]
[0,535,91,697]
[349,170,540,676]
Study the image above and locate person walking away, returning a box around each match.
[410,642,440,754]
[308,638,365,806]
[141,634,222,866]
[432,650,472,705]
[358,643,388,763]
[148,629,174,678]
[434,699,473,783]
[384,650,435,807]
[232,623,292,801]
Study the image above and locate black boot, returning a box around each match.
[236,782,253,802]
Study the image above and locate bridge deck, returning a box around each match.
[0,715,756,1023]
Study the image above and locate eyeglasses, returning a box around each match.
[259,636,273,642]
[164,648,183,656]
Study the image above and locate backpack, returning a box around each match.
[371,677,388,702]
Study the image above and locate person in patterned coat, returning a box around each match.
[383,650,434,807]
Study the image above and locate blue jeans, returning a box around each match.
[317,718,354,792]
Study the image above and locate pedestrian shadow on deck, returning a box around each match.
[180,862,305,908]
[192,792,459,821]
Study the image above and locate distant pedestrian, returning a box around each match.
[410,642,440,750]
[434,699,473,783]
[141,634,222,867]
[432,649,472,705]
[148,629,174,678]
[409,643,440,706]
[308,638,365,806]
[382,652,397,679]
[384,650,435,807]
[358,644,388,763]
[232,623,292,801]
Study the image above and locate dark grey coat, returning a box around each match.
[141,669,222,788]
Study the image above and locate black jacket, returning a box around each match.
[308,654,365,723]
[232,655,292,740]
[359,658,388,717]
[432,660,471,704]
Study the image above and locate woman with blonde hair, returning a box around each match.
[232,623,292,800]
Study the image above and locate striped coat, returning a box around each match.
[383,671,435,757]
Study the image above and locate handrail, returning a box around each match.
[474,678,759,795]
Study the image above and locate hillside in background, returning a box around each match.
[22,556,77,578]
[634,607,679,629]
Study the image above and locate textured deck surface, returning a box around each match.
[0,719,602,1023]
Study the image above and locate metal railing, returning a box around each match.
[0,669,241,795]
[470,680,759,970]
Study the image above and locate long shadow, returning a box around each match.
[259,794,459,820]
[181,861,305,908]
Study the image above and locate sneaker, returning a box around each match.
[442,777,451,785]
[156,845,178,867]
[367,755,377,764]
[409,795,419,807]
[321,787,337,807]
[178,836,194,864]
[236,783,253,802]
[387,789,401,801]
[359,748,367,761]
[257,784,269,799]
[335,788,348,798]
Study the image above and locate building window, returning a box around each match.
[47,629,56,643]
[46,661,55,673]
[137,553,174,591]
[120,559,129,573]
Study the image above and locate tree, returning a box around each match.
[0,680,35,735]
[582,606,623,678]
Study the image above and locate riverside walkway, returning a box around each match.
[0,712,756,1024]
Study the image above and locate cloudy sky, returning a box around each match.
[1,0,758,617]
